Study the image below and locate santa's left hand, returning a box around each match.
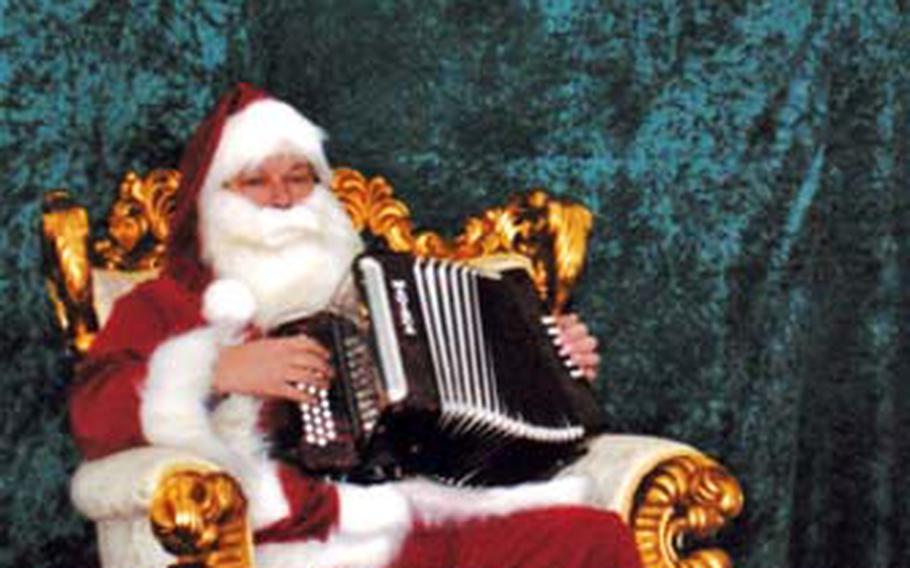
[556,313,600,382]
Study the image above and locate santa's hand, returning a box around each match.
[212,335,335,402]
[556,313,600,383]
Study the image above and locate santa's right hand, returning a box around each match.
[211,335,335,403]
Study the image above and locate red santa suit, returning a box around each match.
[69,84,642,568]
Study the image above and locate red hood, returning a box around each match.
[164,83,269,294]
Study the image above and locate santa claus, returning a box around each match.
[69,83,641,568]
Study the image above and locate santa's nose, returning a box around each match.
[269,180,295,209]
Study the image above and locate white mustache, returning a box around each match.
[203,186,355,251]
[253,205,325,248]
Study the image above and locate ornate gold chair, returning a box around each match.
[45,168,743,568]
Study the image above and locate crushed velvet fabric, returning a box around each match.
[3,2,908,567]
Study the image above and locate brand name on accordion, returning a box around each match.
[391,279,418,337]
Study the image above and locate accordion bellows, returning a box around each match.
[269,253,606,486]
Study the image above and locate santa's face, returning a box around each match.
[222,154,319,209]
[199,155,364,329]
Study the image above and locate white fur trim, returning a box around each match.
[257,531,407,568]
[397,475,593,527]
[336,483,413,535]
[210,395,290,529]
[210,394,268,460]
[140,327,239,469]
[240,459,292,530]
[254,475,592,568]
[203,98,332,200]
[140,329,291,529]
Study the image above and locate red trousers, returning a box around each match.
[387,506,642,568]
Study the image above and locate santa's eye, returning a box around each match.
[238,176,266,188]
[286,175,313,185]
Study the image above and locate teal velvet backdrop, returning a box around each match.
[0,2,251,566]
[1,1,908,567]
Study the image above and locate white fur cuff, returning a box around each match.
[257,531,406,568]
[139,327,235,467]
[139,330,292,529]
[254,484,412,568]
[398,475,593,526]
[336,483,413,535]
[243,460,292,530]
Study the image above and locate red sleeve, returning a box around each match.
[68,277,344,540]
[68,279,199,459]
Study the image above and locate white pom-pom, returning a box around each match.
[203,279,257,327]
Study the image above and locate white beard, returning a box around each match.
[199,185,365,329]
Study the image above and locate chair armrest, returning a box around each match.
[70,446,223,521]
[559,434,744,568]
[558,434,697,517]
[71,447,253,568]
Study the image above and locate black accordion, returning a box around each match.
[269,252,606,486]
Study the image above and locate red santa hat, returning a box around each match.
[165,83,332,293]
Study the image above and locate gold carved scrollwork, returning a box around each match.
[331,168,593,312]
[150,469,252,568]
[94,169,180,270]
[42,191,98,353]
[44,167,589,355]
[632,454,744,568]
[42,169,180,354]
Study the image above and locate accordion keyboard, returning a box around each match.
[341,333,383,435]
[270,313,385,473]
[293,332,382,448]
[295,384,336,447]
